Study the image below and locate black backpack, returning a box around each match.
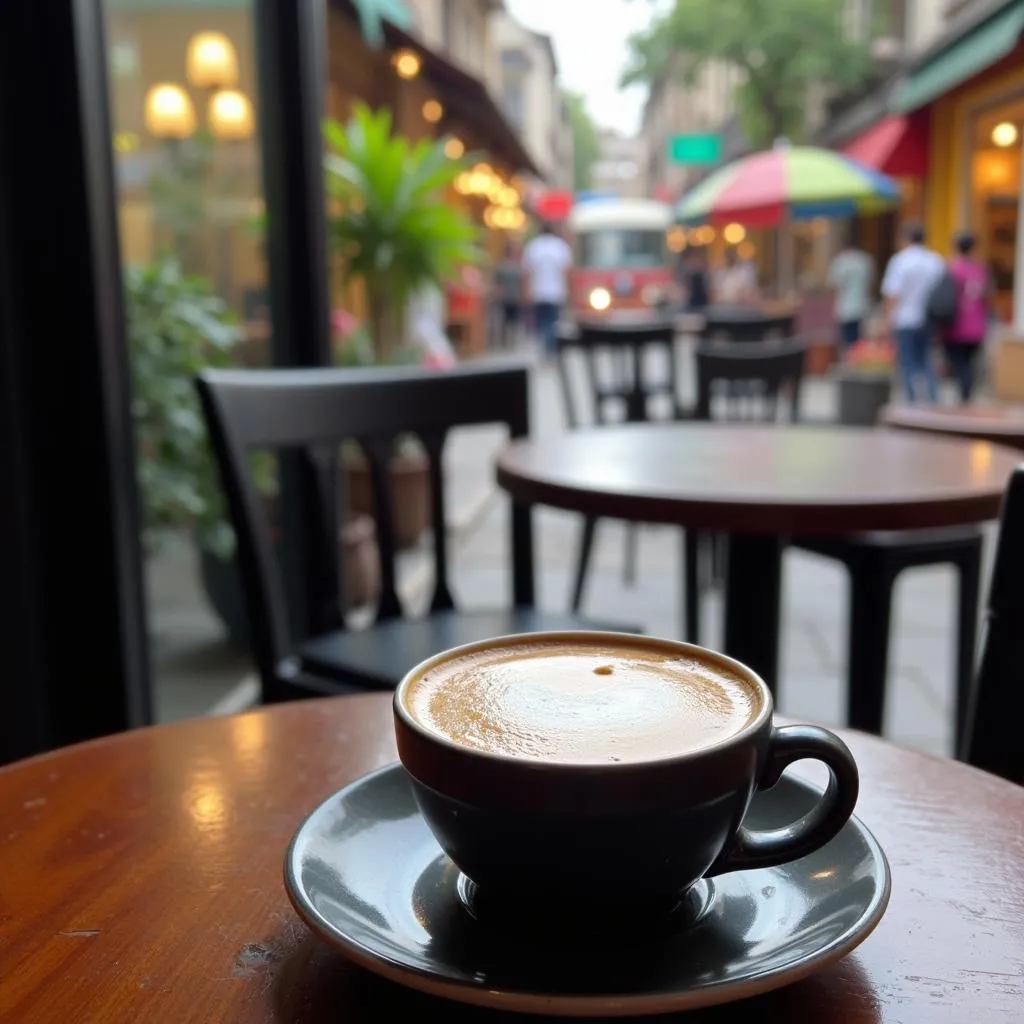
[927,269,959,327]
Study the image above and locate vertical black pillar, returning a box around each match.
[0,0,152,763]
[253,0,339,639]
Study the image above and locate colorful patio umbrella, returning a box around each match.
[675,146,900,227]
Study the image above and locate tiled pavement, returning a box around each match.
[150,344,990,757]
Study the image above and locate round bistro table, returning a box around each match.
[0,694,1022,1023]
[883,402,1024,451]
[496,423,1020,690]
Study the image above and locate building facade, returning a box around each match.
[491,10,574,189]
[404,0,501,83]
[639,59,740,203]
[590,129,646,199]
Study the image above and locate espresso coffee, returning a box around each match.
[404,635,761,765]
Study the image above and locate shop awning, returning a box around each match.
[894,0,1024,113]
[841,114,929,178]
[352,0,412,47]
[382,24,539,176]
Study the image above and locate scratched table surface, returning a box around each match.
[1,694,1022,1023]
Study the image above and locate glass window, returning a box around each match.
[578,230,667,269]
[103,0,268,722]
[502,78,525,131]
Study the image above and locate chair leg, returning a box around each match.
[623,524,639,587]
[710,533,725,587]
[954,548,982,757]
[846,558,895,735]
[684,529,702,643]
[570,516,599,613]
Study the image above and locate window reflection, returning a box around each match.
[580,229,667,270]
[104,0,266,723]
[105,3,267,345]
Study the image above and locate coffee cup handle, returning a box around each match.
[707,725,860,876]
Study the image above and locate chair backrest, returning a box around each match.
[962,465,1024,783]
[701,312,796,343]
[556,318,680,428]
[694,340,807,423]
[196,362,535,690]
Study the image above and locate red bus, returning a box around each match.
[568,199,674,320]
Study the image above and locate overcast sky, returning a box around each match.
[505,0,663,136]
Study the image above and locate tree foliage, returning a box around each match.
[622,0,880,148]
[563,91,601,192]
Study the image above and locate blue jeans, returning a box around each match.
[533,301,560,354]
[895,326,938,404]
[943,341,982,402]
[838,319,861,350]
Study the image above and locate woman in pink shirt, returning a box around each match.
[943,232,990,402]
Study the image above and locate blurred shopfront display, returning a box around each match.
[824,1,1024,334]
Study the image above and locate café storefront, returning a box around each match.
[896,0,1024,328]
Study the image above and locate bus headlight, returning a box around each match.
[589,287,611,311]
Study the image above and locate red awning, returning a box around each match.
[534,191,573,221]
[841,114,929,178]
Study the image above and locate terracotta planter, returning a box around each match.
[805,340,837,376]
[340,515,381,609]
[199,512,381,649]
[345,451,431,550]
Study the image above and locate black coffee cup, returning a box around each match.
[393,632,859,926]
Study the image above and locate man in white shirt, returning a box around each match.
[881,222,944,404]
[522,222,573,355]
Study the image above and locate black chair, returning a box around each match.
[197,362,630,702]
[700,311,796,343]
[687,342,807,642]
[691,343,983,744]
[961,466,1024,783]
[694,340,806,423]
[556,319,684,610]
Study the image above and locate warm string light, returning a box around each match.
[452,163,523,231]
[723,222,746,245]
[392,48,421,79]
[484,206,526,231]
[992,121,1019,148]
[666,227,687,252]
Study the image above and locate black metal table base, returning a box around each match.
[722,533,783,696]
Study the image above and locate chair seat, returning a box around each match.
[300,608,642,691]
[793,525,982,565]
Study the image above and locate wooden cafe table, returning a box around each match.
[1,693,1022,1022]
[883,402,1024,452]
[497,423,1020,692]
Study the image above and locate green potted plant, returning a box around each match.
[127,259,379,648]
[324,104,479,547]
[836,333,896,426]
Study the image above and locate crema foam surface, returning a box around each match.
[406,638,761,764]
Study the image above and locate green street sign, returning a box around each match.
[668,134,722,165]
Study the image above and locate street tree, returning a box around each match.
[563,90,601,192]
[621,0,880,149]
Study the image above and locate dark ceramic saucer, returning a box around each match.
[285,763,890,1017]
